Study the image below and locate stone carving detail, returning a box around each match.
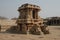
[7,3,49,35]
[29,24,41,35]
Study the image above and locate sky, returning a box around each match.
[0,0,60,19]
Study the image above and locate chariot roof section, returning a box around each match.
[18,3,41,11]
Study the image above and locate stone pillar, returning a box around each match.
[36,11,38,19]
[29,9,33,19]
[18,10,21,19]
[57,20,59,25]
[56,20,57,25]
[26,9,31,19]
[35,10,38,19]
[51,20,53,25]
[26,25,30,34]
[26,9,29,19]
[50,20,51,25]
[17,24,20,32]
[21,24,27,34]
[34,10,36,19]
[52,20,54,25]
[19,10,24,19]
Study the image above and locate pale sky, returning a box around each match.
[0,0,60,19]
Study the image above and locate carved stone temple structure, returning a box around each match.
[16,3,43,34]
[45,17,60,25]
[7,3,49,35]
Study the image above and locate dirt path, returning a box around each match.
[0,26,60,40]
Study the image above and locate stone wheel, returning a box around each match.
[29,24,41,35]
[40,24,49,34]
